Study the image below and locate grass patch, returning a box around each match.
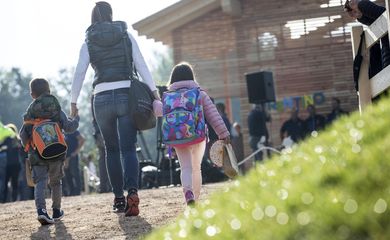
[146,96,390,240]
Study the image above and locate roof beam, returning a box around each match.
[221,0,242,17]
[365,12,388,48]
[133,0,220,44]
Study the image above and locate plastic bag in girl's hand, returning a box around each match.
[223,143,239,178]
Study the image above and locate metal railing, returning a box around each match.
[238,146,282,167]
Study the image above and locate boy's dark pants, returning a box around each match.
[32,160,64,210]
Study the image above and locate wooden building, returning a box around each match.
[134,0,384,154]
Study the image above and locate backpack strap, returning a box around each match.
[23,118,50,126]
[120,23,137,81]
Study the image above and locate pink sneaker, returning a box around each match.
[185,190,195,206]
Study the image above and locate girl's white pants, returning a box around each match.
[174,140,206,201]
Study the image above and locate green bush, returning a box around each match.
[146,97,390,240]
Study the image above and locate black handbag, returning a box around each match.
[121,25,156,131]
[353,32,365,92]
[128,78,156,130]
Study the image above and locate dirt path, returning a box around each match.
[0,183,226,240]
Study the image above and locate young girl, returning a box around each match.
[155,62,230,205]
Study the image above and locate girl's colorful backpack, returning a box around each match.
[162,87,206,147]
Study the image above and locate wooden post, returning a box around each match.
[351,25,371,113]
[83,166,90,194]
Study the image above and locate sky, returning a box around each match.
[0,0,179,78]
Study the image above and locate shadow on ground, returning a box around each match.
[118,215,152,240]
[30,221,73,240]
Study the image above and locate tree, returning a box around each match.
[0,68,32,128]
[151,48,174,86]
[50,68,95,157]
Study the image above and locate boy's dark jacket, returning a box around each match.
[20,93,79,166]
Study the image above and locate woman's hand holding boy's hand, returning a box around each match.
[70,103,78,118]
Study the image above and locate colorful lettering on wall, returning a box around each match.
[267,92,326,112]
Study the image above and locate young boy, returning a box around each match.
[20,78,79,225]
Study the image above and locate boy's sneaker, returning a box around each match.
[185,190,195,206]
[113,196,126,213]
[37,208,55,225]
[125,191,140,217]
[52,208,64,221]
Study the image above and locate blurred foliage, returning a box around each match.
[151,49,174,86]
[146,94,390,240]
[50,68,96,159]
[0,68,32,127]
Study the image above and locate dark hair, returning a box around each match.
[344,0,352,12]
[91,1,112,24]
[30,78,50,97]
[216,103,225,113]
[332,97,341,104]
[168,62,195,85]
[307,104,315,110]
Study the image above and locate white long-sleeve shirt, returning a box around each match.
[71,32,157,104]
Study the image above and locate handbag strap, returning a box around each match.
[121,24,138,81]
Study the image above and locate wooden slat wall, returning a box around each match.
[171,0,385,156]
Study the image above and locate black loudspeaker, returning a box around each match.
[245,71,276,103]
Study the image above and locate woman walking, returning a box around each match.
[70,2,159,216]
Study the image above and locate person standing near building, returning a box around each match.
[280,108,304,143]
[64,130,85,196]
[303,104,326,137]
[326,97,348,124]
[216,103,231,134]
[0,122,16,203]
[2,124,22,202]
[344,0,390,77]
[247,104,271,161]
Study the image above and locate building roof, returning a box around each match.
[132,0,242,45]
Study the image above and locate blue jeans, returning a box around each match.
[93,88,138,198]
[32,160,64,210]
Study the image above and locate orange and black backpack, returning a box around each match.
[24,119,67,160]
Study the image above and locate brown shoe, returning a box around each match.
[125,192,140,217]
